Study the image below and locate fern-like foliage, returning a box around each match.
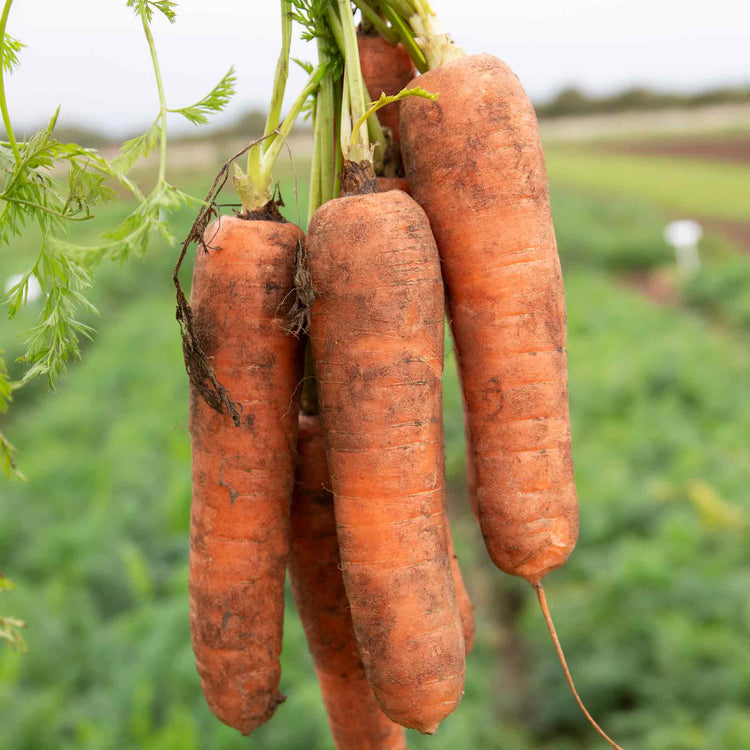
[0,33,23,73]
[126,0,177,24]
[0,0,234,477]
[169,67,237,126]
[290,0,343,75]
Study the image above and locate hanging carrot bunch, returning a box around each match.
[176,1,624,747]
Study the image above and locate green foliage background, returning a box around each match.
[1,168,749,748]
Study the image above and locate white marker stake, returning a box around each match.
[664,220,702,279]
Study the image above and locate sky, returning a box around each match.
[4,0,749,136]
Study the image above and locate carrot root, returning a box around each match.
[535,585,624,750]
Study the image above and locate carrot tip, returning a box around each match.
[535,584,625,750]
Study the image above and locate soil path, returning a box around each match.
[606,135,750,164]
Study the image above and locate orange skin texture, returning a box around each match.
[188,217,303,734]
[290,415,408,750]
[445,517,476,654]
[400,55,579,587]
[358,34,416,144]
[376,177,474,654]
[378,179,473,652]
[377,176,411,195]
[307,190,466,733]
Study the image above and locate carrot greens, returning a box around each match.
[0,0,235,476]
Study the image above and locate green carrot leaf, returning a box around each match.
[292,58,315,75]
[113,119,161,173]
[169,66,236,125]
[126,0,177,24]
[1,33,24,74]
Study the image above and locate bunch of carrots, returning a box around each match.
[178,2,624,748]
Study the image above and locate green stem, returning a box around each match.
[325,6,346,63]
[352,87,436,136]
[333,75,343,197]
[339,74,352,159]
[259,68,324,186]
[336,0,371,159]
[338,0,367,128]
[238,68,324,213]
[0,195,95,221]
[246,1,292,200]
[307,98,322,221]
[353,0,398,44]
[140,12,168,184]
[316,43,336,206]
[367,113,385,174]
[264,0,293,145]
[0,0,20,166]
[382,0,416,19]
[381,3,427,72]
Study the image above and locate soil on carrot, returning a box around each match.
[289,238,314,337]
[240,197,288,223]
[340,160,378,196]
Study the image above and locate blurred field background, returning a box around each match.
[1,97,750,749]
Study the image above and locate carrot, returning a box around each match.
[357,33,415,145]
[401,51,577,588]
[188,215,302,735]
[445,516,476,654]
[376,176,410,194]
[290,413,408,750]
[375,177,474,653]
[400,52,623,750]
[306,187,465,734]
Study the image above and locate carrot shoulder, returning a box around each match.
[188,216,302,734]
[307,189,465,734]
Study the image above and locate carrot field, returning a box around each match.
[542,125,750,230]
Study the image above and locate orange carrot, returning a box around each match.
[358,33,415,145]
[446,516,475,654]
[188,216,302,735]
[373,178,473,653]
[290,413,407,750]
[401,52,578,588]
[376,176,410,194]
[401,53,623,750]
[306,188,465,734]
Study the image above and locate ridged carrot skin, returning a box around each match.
[290,414,408,750]
[307,189,466,734]
[374,179,474,654]
[188,217,302,734]
[358,34,415,144]
[400,55,579,586]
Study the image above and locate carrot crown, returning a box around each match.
[357,0,464,70]
[295,0,436,197]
